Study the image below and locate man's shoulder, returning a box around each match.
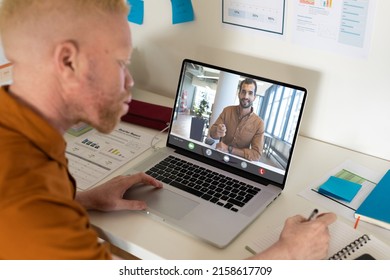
[223,105,239,112]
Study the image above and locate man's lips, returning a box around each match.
[125,96,132,104]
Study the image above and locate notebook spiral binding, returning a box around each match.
[328,234,371,260]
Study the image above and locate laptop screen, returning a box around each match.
[167,59,307,187]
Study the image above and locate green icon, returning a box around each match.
[188,142,195,150]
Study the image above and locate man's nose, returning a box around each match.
[125,70,134,90]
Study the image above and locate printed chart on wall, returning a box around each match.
[222,0,286,35]
[292,0,376,58]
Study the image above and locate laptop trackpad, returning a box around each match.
[124,186,198,220]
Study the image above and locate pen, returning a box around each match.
[354,215,360,229]
[307,208,319,221]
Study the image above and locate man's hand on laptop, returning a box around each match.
[75,173,163,211]
[248,212,337,260]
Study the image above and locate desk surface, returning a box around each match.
[70,88,390,260]
[82,124,390,260]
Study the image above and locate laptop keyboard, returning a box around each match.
[145,155,260,212]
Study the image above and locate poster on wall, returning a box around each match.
[222,0,286,35]
[292,0,376,58]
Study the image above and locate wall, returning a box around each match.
[0,1,388,161]
[129,0,390,161]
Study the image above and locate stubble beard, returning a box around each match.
[240,98,253,109]
[95,93,129,134]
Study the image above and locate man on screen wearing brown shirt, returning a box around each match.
[209,78,264,161]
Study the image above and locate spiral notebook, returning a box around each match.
[245,219,390,260]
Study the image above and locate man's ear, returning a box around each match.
[53,40,79,80]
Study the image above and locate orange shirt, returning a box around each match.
[210,105,264,161]
[0,87,111,259]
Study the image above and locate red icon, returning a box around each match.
[259,168,266,175]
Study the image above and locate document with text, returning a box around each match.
[66,124,159,190]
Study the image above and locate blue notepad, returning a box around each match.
[355,170,390,230]
[318,176,362,202]
[171,0,194,24]
[127,0,144,25]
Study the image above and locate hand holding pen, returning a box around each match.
[277,209,336,259]
[248,209,337,259]
[307,208,319,221]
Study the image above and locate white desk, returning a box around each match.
[71,89,390,259]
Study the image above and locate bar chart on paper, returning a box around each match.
[299,0,332,7]
[66,124,160,190]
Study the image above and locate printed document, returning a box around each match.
[66,124,159,190]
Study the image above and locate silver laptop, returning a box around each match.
[123,59,307,248]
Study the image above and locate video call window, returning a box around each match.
[169,60,306,184]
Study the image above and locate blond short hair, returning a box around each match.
[0,0,129,34]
